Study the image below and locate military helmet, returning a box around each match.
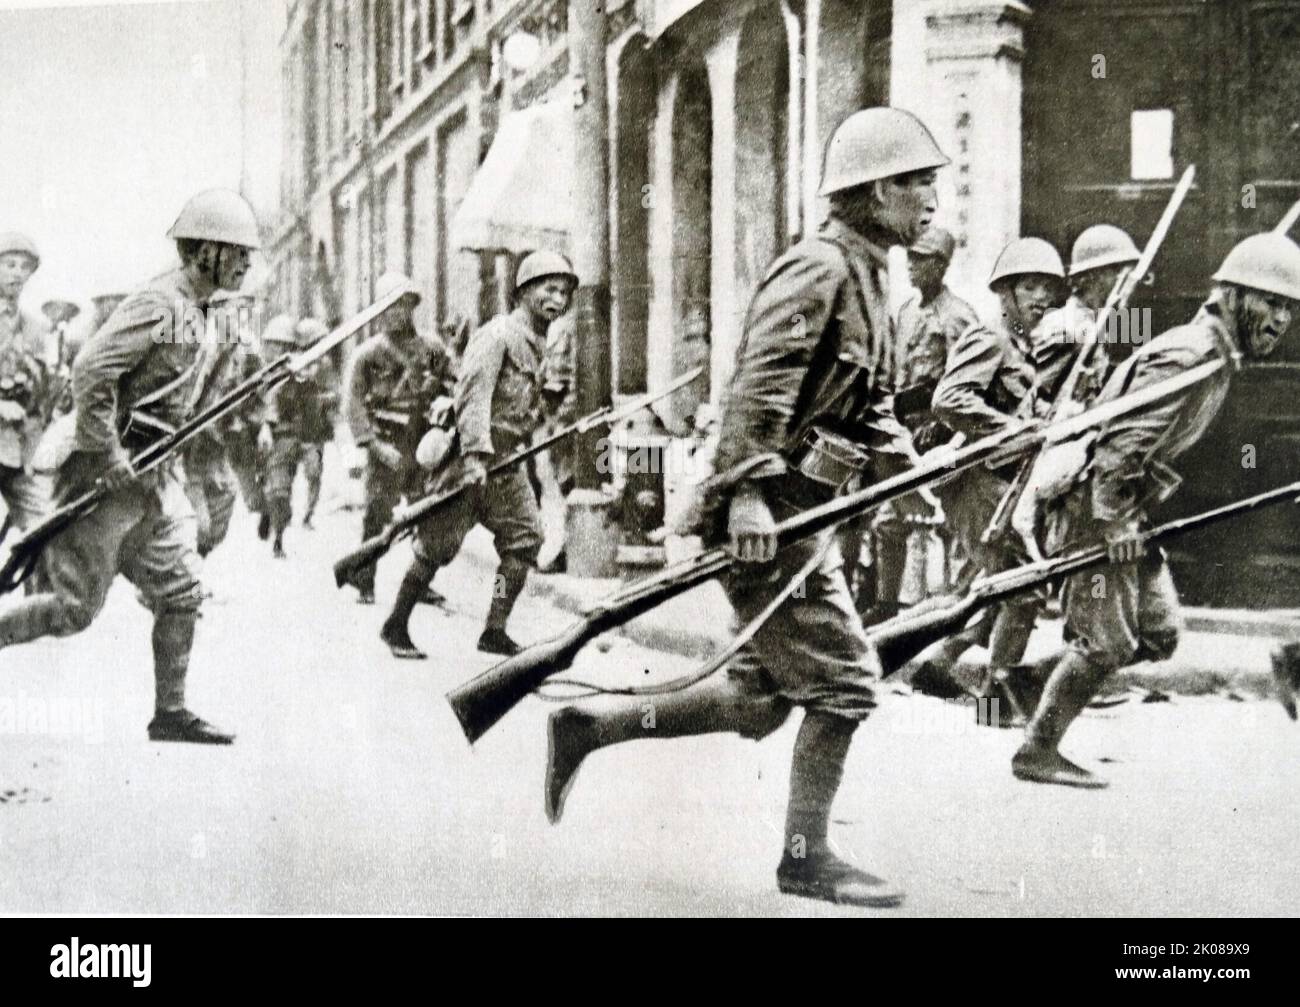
[1069,224,1140,276]
[167,189,262,249]
[989,237,1066,288]
[910,225,957,261]
[819,108,949,197]
[262,314,298,346]
[0,232,41,269]
[1212,233,1300,302]
[515,250,578,292]
[295,318,329,346]
[375,271,422,306]
[42,299,81,323]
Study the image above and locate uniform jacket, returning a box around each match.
[343,330,451,447]
[269,360,338,443]
[932,313,1043,439]
[71,268,240,461]
[895,285,980,392]
[710,215,914,494]
[455,311,546,457]
[0,298,51,469]
[1031,295,1112,404]
[1085,299,1237,526]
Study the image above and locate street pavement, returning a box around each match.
[1,459,1298,917]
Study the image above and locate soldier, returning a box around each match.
[1033,224,1142,402]
[858,225,979,624]
[263,316,338,556]
[910,238,1065,709]
[0,188,264,744]
[342,272,453,605]
[378,251,576,659]
[0,232,54,532]
[537,311,576,574]
[220,306,273,535]
[542,108,947,908]
[1013,233,1300,788]
[181,289,261,558]
[41,299,80,420]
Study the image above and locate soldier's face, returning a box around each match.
[876,170,938,245]
[199,242,252,292]
[1239,288,1296,358]
[908,253,947,295]
[519,277,574,324]
[1009,275,1058,331]
[0,252,36,299]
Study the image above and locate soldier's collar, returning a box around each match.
[820,218,891,269]
[1192,301,1244,372]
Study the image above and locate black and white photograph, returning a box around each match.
[1,0,1298,940]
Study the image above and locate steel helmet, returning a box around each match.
[0,232,40,269]
[1212,233,1300,302]
[167,189,262,249]
[989,237,1066,288]
[262,314,298,346]
[295,318,329,346]
[515,250,578,292]
[375,271,422,305]
[910,225,957,261]
[42,299,81,323]
[819,108,949,197]
[1069,224,1140,276]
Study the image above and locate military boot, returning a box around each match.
[545,676,792,824]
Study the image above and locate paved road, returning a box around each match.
[1,466,1297,916]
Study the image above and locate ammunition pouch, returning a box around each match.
[790,426,872,492]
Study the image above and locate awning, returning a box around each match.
[450,100,573,256]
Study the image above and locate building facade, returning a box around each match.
[271,0,1300,602]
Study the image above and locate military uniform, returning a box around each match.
[220,335,269,517]
[410,312,547,627]
[0,268,237,717]
[932,313,1048,676]
[0,296,53,529]
[1031,295,1113,405]
[343,327,451,595]
[265,356,338,541]
[858,283,979,617]
[1044,302,1236,670]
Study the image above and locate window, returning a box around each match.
[1130,109,1174,180]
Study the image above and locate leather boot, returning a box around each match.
[777,711,904,908]
[1012,651,1111,788]
[380,558,436,660]
[544,676,792,824]
[483,556,530,640]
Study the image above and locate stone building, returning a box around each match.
[271,0,1300,601]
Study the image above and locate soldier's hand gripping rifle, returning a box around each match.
[331,366,705,589]
[445,357,1224,744]
[980,165,1197,552]
[0,286,409,595]
[870,478,1300,677]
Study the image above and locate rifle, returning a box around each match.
[980,165,1197,547]
[332,365,705,588]
[0,285,409,595]
[445,357,1225,744]
[871,478,1300,677]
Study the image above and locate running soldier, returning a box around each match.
[221,307,272,537]
[1014,232,1300,788]
[379,251,576,659]
[181,289,260,558]
[0,189,263,744]
[342,272,453,605]
[914,238,1064,708]
[542,108,947,908]
[263,316,338,556]
[0,232,54,532]
[1033,224,1142,402]
[857,225,977,623]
